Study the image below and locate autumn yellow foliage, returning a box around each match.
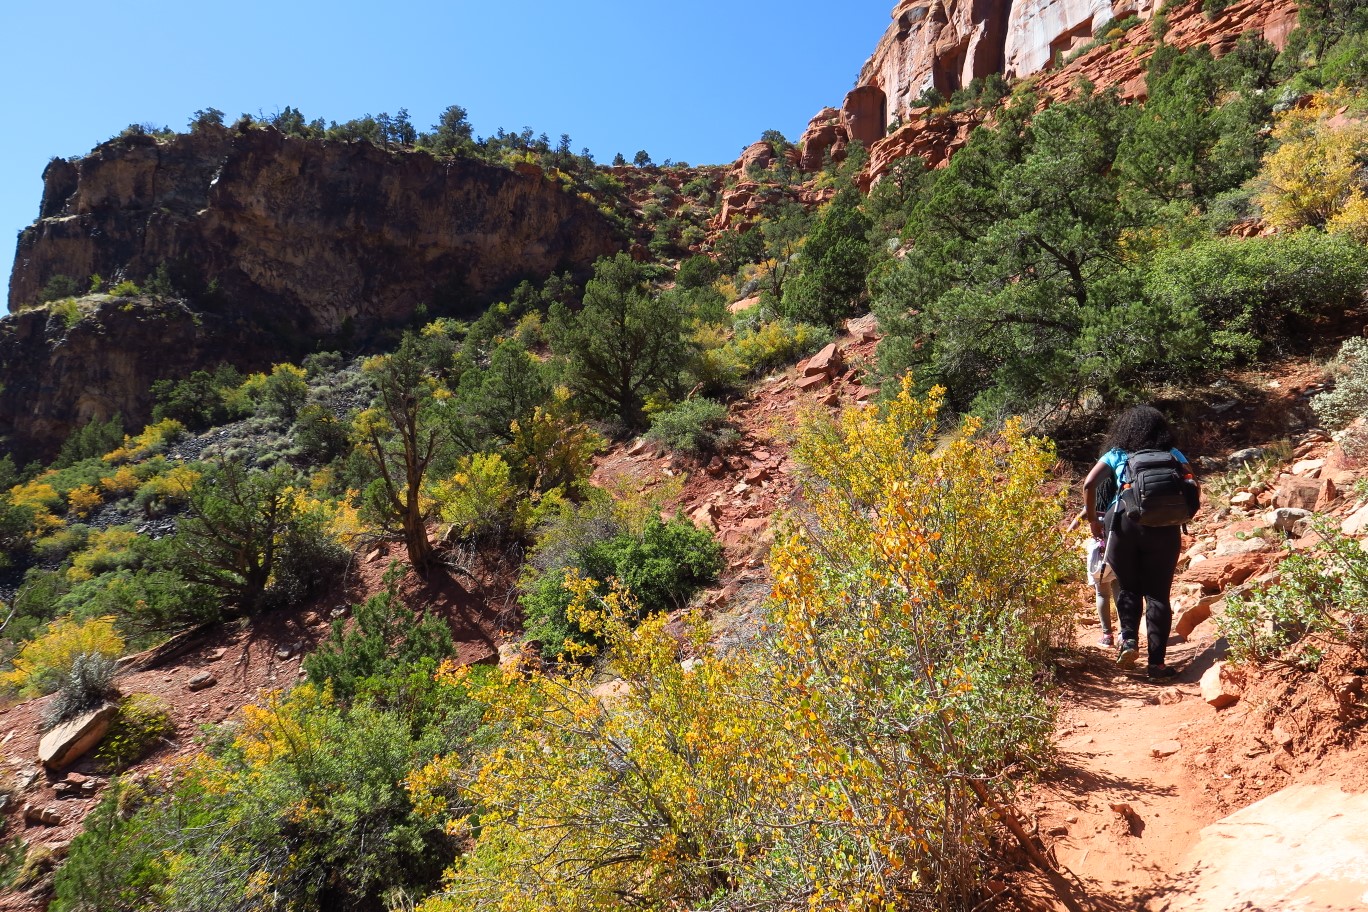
[0,615,125,697]
[411,381,1073,912]
[102,418,185,464]
[65,484,102,518]
[1256,89,1368,231]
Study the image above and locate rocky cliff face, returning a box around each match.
[3,125,623,460]
[793,0,1297,182]
[0,296,216,465]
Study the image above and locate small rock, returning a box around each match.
[187,671,217,692]
[1151,740,1182,758]
[1201,662,1243,710]
[206,647,227,661]
[1228,447,1264,466]
[39,704,118,771]
[1273,477,1322,512]
[1230,491,1255,508]
[1342,503,1368,536]
[275,645,295,660]
[803,342,844,378]
[690,502,721,532]
[1291,458,1325,477]
[1047,825,1069,837]
[1109,802,1136,818]
[1159,689,1184,705]
[23,804,63,827]
[1272,723,1294,750]
[1266,507,1312,534]
[1175,593,1222,637]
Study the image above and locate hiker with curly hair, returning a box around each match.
[1082,406,1200,681]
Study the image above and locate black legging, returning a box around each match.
[1106,515,1182,667]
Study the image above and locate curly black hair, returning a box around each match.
[1102,405,1175,454]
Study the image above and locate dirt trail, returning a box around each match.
[1034,625,1229,909]
[1029,587,1368,910]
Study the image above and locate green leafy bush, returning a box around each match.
[1313,337,1368,429]
[1143,230,1368,361]
[721,319,832,377]
[647,398,738,455]
[50,780,164,912]
[55,675,485,912]
[304,565,455,703]
[95,693,174,770]
[521,515,722,658]
[1219,524,1368,667]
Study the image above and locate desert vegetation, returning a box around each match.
[1,1,1367,909]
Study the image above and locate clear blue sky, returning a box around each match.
[0,0,893,303]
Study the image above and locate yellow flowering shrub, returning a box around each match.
[0,615,125,697]
[67,527,140,583]
[102,419,185,464]
[1256,89,1368,230]
[429,453,518,541]
[412,382,1075,912]
[65,484,102,518]
[99,464,141,497]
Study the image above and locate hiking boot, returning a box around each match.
[1116,641,1140,669]
[1147,665,1178,681]
[1098,633,1115,648]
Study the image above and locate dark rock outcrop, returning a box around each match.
[3,124,624,460]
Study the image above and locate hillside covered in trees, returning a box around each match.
[1,0,1367,909]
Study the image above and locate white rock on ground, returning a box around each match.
[1157,783,1368,910]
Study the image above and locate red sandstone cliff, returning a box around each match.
[788,0,1298,185]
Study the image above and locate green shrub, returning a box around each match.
[50,780,164,912]
[37,275,81,304]
[522,515,723,658]
[57,569,219,644]
[1143,230,1368,361]
[42,652,119,730]
[1219,524,1368,668]
[304,564,455,703]
[722,319,832,377]
[55,415,125,468]
[647,398,738,455]
[33,524,90,563]
[149,364,245,431]
[109,280,141,297]
[1313,337,1368,429]
[94,693,174,770]
[54,674,485,912]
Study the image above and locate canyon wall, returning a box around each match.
[9,125,621,325]
[792,0,1298,185]
[2,125,624,460]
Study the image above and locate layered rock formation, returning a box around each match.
[11,125,621,324]
[793,0,1298,183]
[3,125,623,459]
